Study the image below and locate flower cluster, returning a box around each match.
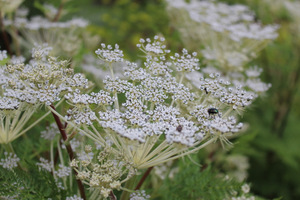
[229,183,255,200]
[3,5,98,58]
[40,122,59,140]
[95,44,124,63]
[48,36,265,171]
[130,190,151,200]
[71,146,136,198]
[166,0,278,71]
[0,0,277,199]
[0,152,20,170]
[3,45,91,106]
[0,46,91,144]
[37,157,71,179]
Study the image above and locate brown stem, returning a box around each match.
[52,2,64,22]
[109,191,117,200]
[0,11,12,56]
[11,24,20,56]
[135,167,153,190]
[50,105,86,200]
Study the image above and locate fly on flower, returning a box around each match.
[208,108,221,118]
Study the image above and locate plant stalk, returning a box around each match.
[50,105,86,200]
[120,176,138,200]
[135,167,153,190]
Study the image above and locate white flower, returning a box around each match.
[40,123,59,140]
[95,44,124,63]
[130,190,151,200]
[0,50,8,61]
[3,46,90,106]
[36,157,52,172]
[65,195,83,200]
[137,36,170,56]
[166,0,278,71]
[170,48,199,72]
[242,183,250,194]
[0,152,20,170]
[55,164,71,178]
[58,36,265,170]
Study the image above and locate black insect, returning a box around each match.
[207,108,218,114]
[204,87,209,94]
[176,125,183,132]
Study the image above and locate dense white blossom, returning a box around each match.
[167,0,278,71]
[54,36,269,169]
[3,46,91,106]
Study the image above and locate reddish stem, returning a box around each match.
[50,105,86,200]
[135,167,153,190]
[109,191,117,200]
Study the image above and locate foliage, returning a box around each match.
[0,164,67,199]
[1,0,299,199]
[157,162,242,200]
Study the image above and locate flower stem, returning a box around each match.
[109,191,117,200]
[120,176,138,200]
[50,105,86,200]
[52,2,64,22]
[135,167,153,190]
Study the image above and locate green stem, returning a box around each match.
[2,143,15,154]
[18,99,64,137]
[18,109,50,136]
[120,176,138,200]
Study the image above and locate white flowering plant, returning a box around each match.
[0,0,277,200]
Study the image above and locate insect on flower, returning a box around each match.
[176,125,183,132]
[207,108,218,115]
[207,108,221,118]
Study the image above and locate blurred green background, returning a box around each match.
[5,0,300,199]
